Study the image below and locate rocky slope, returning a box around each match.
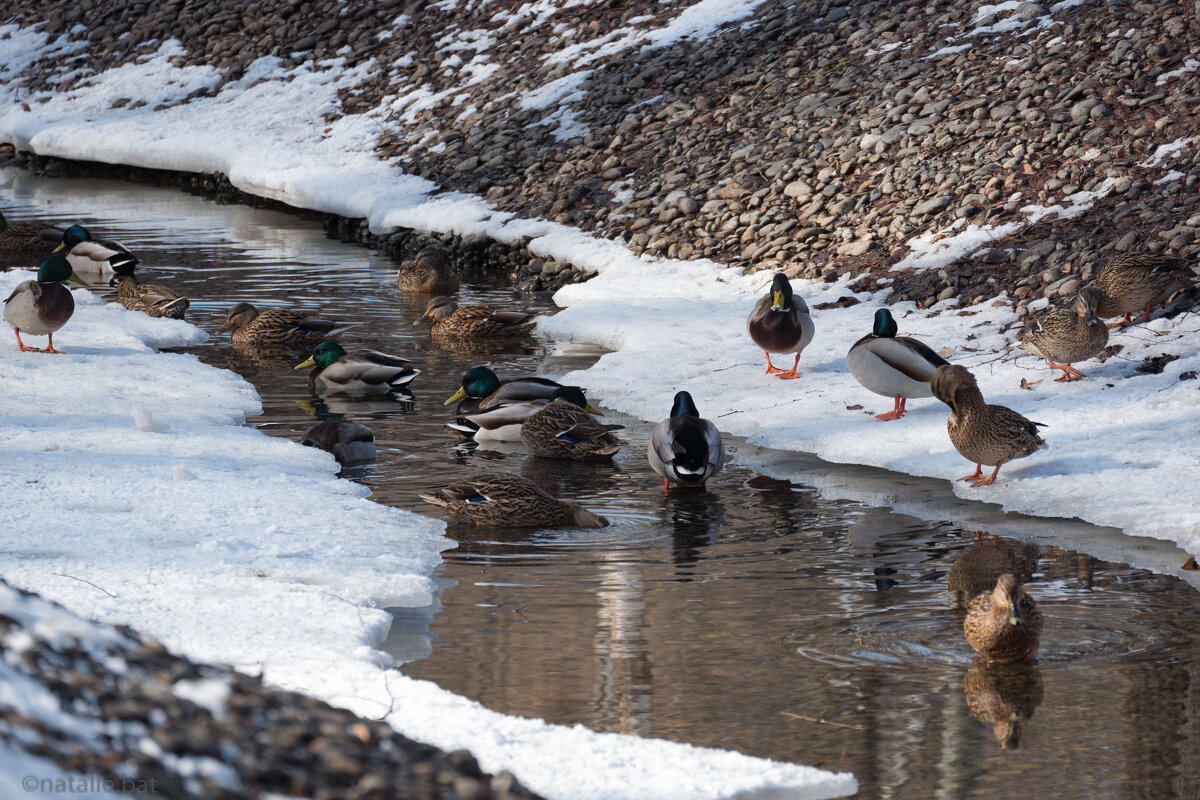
[5,0,1199,310]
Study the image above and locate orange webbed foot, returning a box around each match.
[41,347,66,355]
[875,410,903,421]
[957,465,985,482]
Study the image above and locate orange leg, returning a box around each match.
[1047,361,1085,381]
[1106,312,1134,329]
[699,481,708,492]
[958,464,985,483]
[1139,299,1153,324]
[663,477,671,495]
[41,332,65,355]
[775,354,802,380]
[763,352,785,374]
[876,396,906,421]
[971,463,1004,487]
[13,328,39,352]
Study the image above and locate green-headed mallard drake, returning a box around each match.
[847,308,949,420]
[520,386,621,460]
[3,255,87,353]
[218,302,343,347]
[301,419,376,466]
[109,273,189,319]
[930,364,1046,487]
[963,659,1044,749]
[1092,252,1195,327]
[648,391,724,493]
[747,272,814,380]
[414,295,536,340]
[1018,287,1108,381]
[964,573,1042,662]
[53,223,137,276]
[420,473,608,527]
[397,244,459,294]
[444,366,566,441]
[295,341,419,394]
[0,211,57,267]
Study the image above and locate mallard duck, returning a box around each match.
[52,223,137,276]
[648,391,724,493]
[1092,252,1195,327]
[414,295,536,339]
[963,660,1044,749]
[520,387,622,460]
[847,308,949,420]
[3,255,87,353]
[747,272,814,379]
[444,366,566,441]
[420,473,608,527]
[301,420,376,466]
[397,244,459,294]
[218,302,343,347]
[109,273,189,319]
[948,533,1037,610]
[0,211,56,267]
[930,364,1046,486]
[964,573,1042,662]
[1018,287,1108,381]
[295,341,419,394]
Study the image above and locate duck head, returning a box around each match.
[414,295,457,325]
[37,255,87,286]
[994,573,1024,626]
[53,223,92,253]
[218,302,259,334]
[1074,287,1102,326]
[670,390,700,418]
[444,366,501,405]
[769,272,793,311]
[871,308,899,338]
[550,386,603,415]
[930,364,978,417]
[295,341,347,371]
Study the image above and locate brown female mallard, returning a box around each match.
[218,302,342,347]
[0,211,55,267]
[964,573,1042,662]
[1092,252,1195,327]
[520,387,621,460]
[747,272,814,379]
[419,473,608,527]
[1018,286,1108,381]
[3,255,86,353]
[948,533,1040,610]
[110,273,189,319]
[397,244,459,294]
[930,364,1046,486]
[414,295,535,340]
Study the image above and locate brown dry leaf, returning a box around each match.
[991,299,1008,307]
[1019,378,1043,390]
[1183,557,1199,571]
[938,347,956,358]
[960,346,981,352]
[846,404,864,411]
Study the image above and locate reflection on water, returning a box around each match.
[5,171,1200,799]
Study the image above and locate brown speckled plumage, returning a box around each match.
[415,296,535,340]
[930,364,1046,486]
[218,302,341,348]
[520,398,623,460]
[419,473,608,527]
[0,212,53,266]
[1092,252,1195,323]
[963,660,1045,749]
[964,573,1042,662]
[112,274,189,319]
[1018,287,1107,380]
[397,245,459,294]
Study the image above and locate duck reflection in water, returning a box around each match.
[663,489,725,574]
[964,660,1045,749]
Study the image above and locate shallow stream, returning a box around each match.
[4,171,1199,799]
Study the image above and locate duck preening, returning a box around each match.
[1018,287,1108,381]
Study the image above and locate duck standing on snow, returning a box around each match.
[420,473,608,527]
[397,244,459,294]
[295,341,419,394]
[52,223,137,277]
[301,419,377,466]
[3,255,87,353]
[847,308,949,420]
[444,366,566,441]
[520,386,622,460]
[1018,287,1108,381]
[218,302,343,347]
[414,295,536,340]
[930,364,1046,487]
[964,573,1043,662]
[648,391,724,493]
[747,272,814,380]
[1092,252,1196,328]
[110,272,190,319]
